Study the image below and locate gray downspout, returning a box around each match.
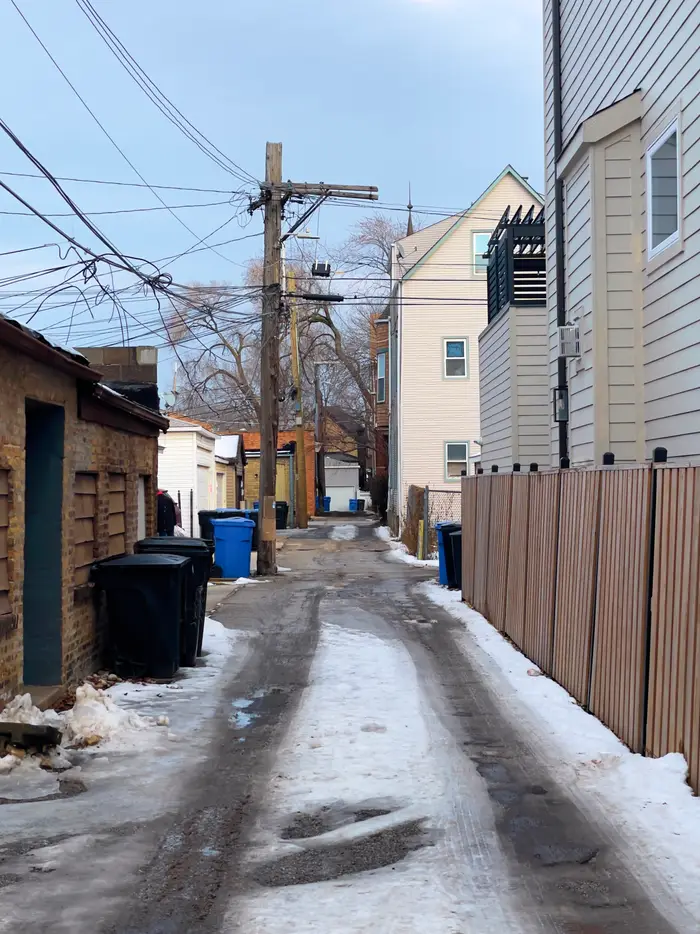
[552,0,569,464]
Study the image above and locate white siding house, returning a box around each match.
[545,1,700,465]
[479,305,551,471]
[158,416,218,534]
[388,166,544,521]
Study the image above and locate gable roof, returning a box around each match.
[166,414,218,439]
[396,165,543,281]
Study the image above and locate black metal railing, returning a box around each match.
[486,205,546,323]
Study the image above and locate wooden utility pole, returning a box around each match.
[257,142,282,575]
[314,365,327,509]
[251,160,378,556]
[287,271,308,528]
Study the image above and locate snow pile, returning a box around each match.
[61,683,154,747]
[0,693,61,729]
[374,528,438,568]
[420,581,700,923]
[330,524,359,541]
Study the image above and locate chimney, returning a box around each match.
[77,346,160,411]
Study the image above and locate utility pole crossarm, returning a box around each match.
[262,182,378,202]
[268,182,378,194]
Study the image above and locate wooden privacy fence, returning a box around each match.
[461,461,700,793]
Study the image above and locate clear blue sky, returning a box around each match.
[0,0,544,380]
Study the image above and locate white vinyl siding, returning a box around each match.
[479,311,512,469]
[478,304,551,471]
[546,0,700,463]
[515,308,551,465]
[158,429,197,534]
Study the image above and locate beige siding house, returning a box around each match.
[388,167,543,518]
[545,1,700,466]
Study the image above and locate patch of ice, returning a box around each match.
[0,757,60,800]
[420,581,700,927]
[374,525,392,541]
[329,524,359,541]
[229,620,525,932]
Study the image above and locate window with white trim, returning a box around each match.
[376,351,386,403]
[444,338,468,378]
[445,442,469,480]
[473,232,490,276]
[647,120,680,258]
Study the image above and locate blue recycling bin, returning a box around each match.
[323,496,331,512]
[436,522,461,586]
[211,517,255,579]
[349,498,359,513]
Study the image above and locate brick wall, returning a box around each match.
[241,430,316,517]
[370,316,389,431]
[0,344,159,701]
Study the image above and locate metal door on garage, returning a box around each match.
[197,465,210,513]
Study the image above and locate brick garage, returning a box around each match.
[0,316,167,704]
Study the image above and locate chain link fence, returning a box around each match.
[400,485,462,557]
[426,488,462,526]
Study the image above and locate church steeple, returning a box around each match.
[406,183,414,236]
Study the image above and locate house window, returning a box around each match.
[376,351,386,403]
[647,120,680,258]
[444,338,468,378]
[473,232,490,275]
[74,473,97,585]
[445,443,469,480]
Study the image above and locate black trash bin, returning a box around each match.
[275,501,289,530]
[450,530,463,591]
[91,554,190,679]
[135,537,212,663]
[438,522,461,589]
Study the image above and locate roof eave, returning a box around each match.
[0,316,102,382]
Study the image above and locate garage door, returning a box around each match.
[197,465,211,513]
[328,486,355,512]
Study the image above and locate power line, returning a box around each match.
[9,0,249,268]
[74,0,258,186]
[0,198,236,218]
[0,170,242,195]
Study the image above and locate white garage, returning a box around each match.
[324,453,361,512]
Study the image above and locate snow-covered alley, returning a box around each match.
[1,517,699,932]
